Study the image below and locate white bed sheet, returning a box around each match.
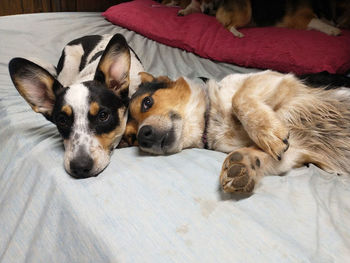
[0,12,350,263]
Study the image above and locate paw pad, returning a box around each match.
[220,151,257,193]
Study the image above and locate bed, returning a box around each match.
[1,10,350,263]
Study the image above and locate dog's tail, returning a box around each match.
[24,57,57,78]
[299,71,350,89]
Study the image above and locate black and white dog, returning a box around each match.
[9,34,144,178]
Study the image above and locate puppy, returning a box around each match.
[124,71,350,193]
[9,34,144,178]
[177,0,342,37]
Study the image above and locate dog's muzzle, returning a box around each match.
[69,150,94,179]
[138,125,174,154]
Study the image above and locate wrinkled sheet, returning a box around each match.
[0,12,350,263]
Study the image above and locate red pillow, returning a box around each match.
[102,0,350,75]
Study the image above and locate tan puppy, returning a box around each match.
[176,0,342,37]
[123,71,350,193]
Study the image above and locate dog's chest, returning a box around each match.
[207,75,252,153]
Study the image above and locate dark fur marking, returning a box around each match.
[198,77,209,83]
[299,71,350,89]
[90,50,104,64]
[255,158,260,168]
[85,81,124,135]
[94,69,105,84]
[129,46,143,65]
[131,80,169,100]
[56,51,65,76]
[67,35,103,72]
[169,111,181,121]
[52,88,73,139]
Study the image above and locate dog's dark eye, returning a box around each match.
[141,96,153,112]
[98,111,110,122]
[57,114,68,127]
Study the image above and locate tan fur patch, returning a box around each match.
[123,119,139,146]
[216,0,252,28]
[62,105,72,116]
[89,101,99,116]
[130,77,191,126]
[278,7,316,29]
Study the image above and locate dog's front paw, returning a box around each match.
[229,27,244,38]
[220,151,258,193]
[256,126,289,161]
[177,9,186,16]
[328,27,341,36]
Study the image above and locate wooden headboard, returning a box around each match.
[0,0,126,16]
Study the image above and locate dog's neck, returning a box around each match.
[181,78,210,149]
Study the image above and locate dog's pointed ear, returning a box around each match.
[94,34,131,99]
[8,57,63,118]
[139,72,155,83]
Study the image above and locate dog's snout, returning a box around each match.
[138,125,156,148]
[70,153,94,179]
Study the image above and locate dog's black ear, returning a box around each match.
[94,34,131,99]
[9,57,63,118]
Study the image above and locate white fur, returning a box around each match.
[63,84,111,176]
[307,18,341,36]
[182,78,208,149]
[57,34,142,97]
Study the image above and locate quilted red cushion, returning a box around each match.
[102,0,350,75]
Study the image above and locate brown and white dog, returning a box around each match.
[123,71,350,193]
[171,0,345,37]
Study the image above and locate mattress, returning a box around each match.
[0,12,350,263]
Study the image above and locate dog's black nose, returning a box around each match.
[138,125,157,148]
[70,154,94,179]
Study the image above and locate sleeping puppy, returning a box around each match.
[9,34,144,178]
[177,0,342,37]
[123,71,350,193]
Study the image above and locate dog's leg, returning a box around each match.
[178,0,200,16]
[231,73,294,161]
[229,26,244,38]
[307,18,341,36]
[215,2,251,38]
